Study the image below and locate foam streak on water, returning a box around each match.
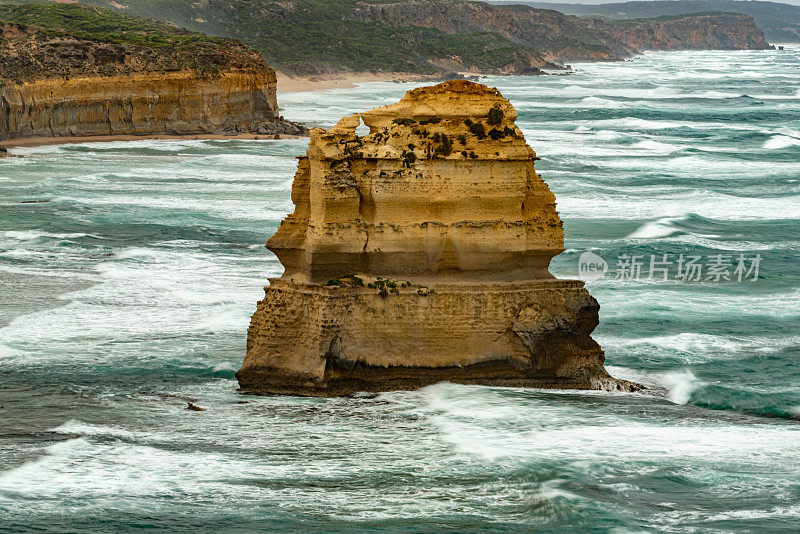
[1,49,800,532]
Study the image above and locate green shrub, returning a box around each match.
[433,134,453,157]
[419,117,441,125]
[402,150,417,167]
[487,105,504,125]
[469,122,486,139]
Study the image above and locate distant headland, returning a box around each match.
[69,0,774,77]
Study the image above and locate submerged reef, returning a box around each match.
[237,80,640,396]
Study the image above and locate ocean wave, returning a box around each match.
[598,288,800,321]
[0,342,23,359]
[606,366,701,404]
[57,194,293,222]
[0,264,101,280]
[763,135,800,150]
[600,333,800,360]
[3,230,102,241]
[629,139,682,154]
[627,216,689,239]
[53,420,155,441]
[412,382,800,466]
[557,190,800,221]
[579,96,622,108]
[626,213,723,240]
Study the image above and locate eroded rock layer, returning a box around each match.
[1,70,281,139]
[238,80,631,396]
[0,18,304,139]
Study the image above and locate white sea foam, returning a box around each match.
[630,139,682,153]
[580,96,622,108]
[597,288,800,320]
[598,333,800,362]
[3,49,800,528]
[0,244,276,363]
[3,230,101,241]
[53,420,155,441]
[0,342,23,359]
[763,135,800,150]
[413,382,800,465]
[659,369,702,404]
[625,214,725,240]
[556,189,800,221]
[627,216,687,239]
[606,366,700,403]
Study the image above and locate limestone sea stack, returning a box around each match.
[238,80,632,396]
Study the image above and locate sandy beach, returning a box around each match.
[276,71,435,94]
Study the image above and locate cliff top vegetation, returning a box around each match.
[0,2,269,81]
[50,0,771,76]
[0,0,773,78]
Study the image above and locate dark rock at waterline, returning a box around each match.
[221,119,309,137]
[186,402,206,411]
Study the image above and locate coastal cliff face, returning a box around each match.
[0,9,302,140]
[353,1,772,62]
[237,81,635,396]
[352,1,636,63]
[596,13,775,51]
[1,69,278,139]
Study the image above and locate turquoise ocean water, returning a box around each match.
[1,49,799,532]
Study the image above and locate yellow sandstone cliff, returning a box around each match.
[0,17,304,140]
[237,80,633,396]
[1,69,279,139]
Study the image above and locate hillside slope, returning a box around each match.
[498,0,800,42]
[354,1,771,63]
[62,0,773,75]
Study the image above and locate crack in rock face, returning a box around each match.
[236,80,639,397]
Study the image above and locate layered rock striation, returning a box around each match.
[238,80,634,396]
[1,67,289,139]
[0,8,305,140]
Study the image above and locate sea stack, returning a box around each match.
[238,80,626,396]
